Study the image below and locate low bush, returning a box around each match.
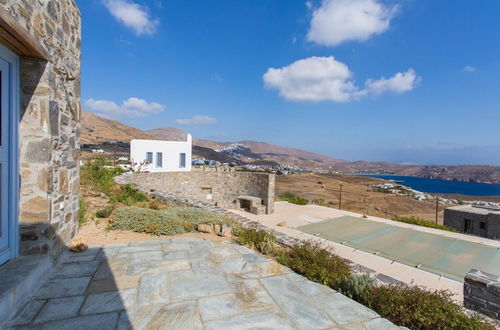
[148,200,161,210]
[236,228,276,255]
[276,242,351,287]
[337,273,374,302]
[111,184,147,205]
[95,206,114,218]
[278,192,308,205]
[80,157,124,195]
[365,285,494,330]
[109,206,239,236]
[391,216,457,232]
[314,198,327,206]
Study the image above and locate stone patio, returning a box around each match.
[6,238,402,329]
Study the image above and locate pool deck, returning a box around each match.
[229,202,500,302]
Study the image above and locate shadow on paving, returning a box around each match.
[6,240,133,329]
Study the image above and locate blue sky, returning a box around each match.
[77,0,500,165]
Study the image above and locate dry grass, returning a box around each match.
[276,173,455,223]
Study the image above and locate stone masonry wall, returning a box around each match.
[125,171,275,214]
[464,269,500,320]
[444,208,500,239]
[1,0,81,259]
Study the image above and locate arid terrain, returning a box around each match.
[276,174,457,223]
[81,109,500,184]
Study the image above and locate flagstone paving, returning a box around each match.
[6,238,403,329]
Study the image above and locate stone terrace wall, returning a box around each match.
[464,269,500,320]
[124,171,275,214]
[1,0,81,259]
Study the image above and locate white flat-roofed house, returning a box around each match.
[130,135,192,172]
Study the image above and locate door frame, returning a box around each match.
[0,43,19,264]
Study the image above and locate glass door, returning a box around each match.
[0,55,10,265]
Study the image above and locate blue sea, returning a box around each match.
[362,175,500,196]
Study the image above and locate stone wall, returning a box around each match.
[1,0,81,259]
[123,171,275,214]
[464,269,500,320]
[444,208,500,239]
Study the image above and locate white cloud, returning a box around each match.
[365,69,420,95]
[85,97,165,117]
[103,0,159,36]
[175,115,217,125]
[463,65,476,72]
[263,56,419,102]
[307,0,398,46]
[263,56,359,102]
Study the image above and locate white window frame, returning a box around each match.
[179,153,186,168]
[0,43,20,265]
[156,152,163,168]
[146,152,153,164]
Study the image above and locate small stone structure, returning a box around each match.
[123,170,275,214]
[444,205,500,239]
[237,195,267,215]
[464,269,500,320]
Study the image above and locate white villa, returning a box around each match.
[130,135,192,172]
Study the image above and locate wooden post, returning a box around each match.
[339,184,343,210]
[435,196,439,224]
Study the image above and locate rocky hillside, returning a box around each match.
[81,111,500,184]
[81,110,156,144]
[146,128,344,168]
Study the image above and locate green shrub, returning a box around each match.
[314,199,326,206]
[95,206,114,218]
[112,184,147,205]
[78,197,86,226]
[276,242,351,287]
[278,192,308,205]
[391,216,457,232]
[337,274,374,302]
[365,285,494,330]
[109,206,239,236]
[236,228,276,255]
[80,158,124,195]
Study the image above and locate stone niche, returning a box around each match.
[127,171,276,214]
[1,0,82,259]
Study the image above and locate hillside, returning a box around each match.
[146,127,344,168]
[80,111,500,184]
[81,110,156,144]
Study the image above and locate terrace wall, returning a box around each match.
[123,170,275,214]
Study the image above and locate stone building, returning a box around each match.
[0,0,81,325]
[444,205,500,239]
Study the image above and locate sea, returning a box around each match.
[362,175,500,196]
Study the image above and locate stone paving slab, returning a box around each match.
[7,238,401,329]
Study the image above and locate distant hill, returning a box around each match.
[80,111,500,184]
[81,110,156,144]
[146,127,344,168]
[146,127,188,141]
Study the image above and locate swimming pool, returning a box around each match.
[297,216,500,282]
